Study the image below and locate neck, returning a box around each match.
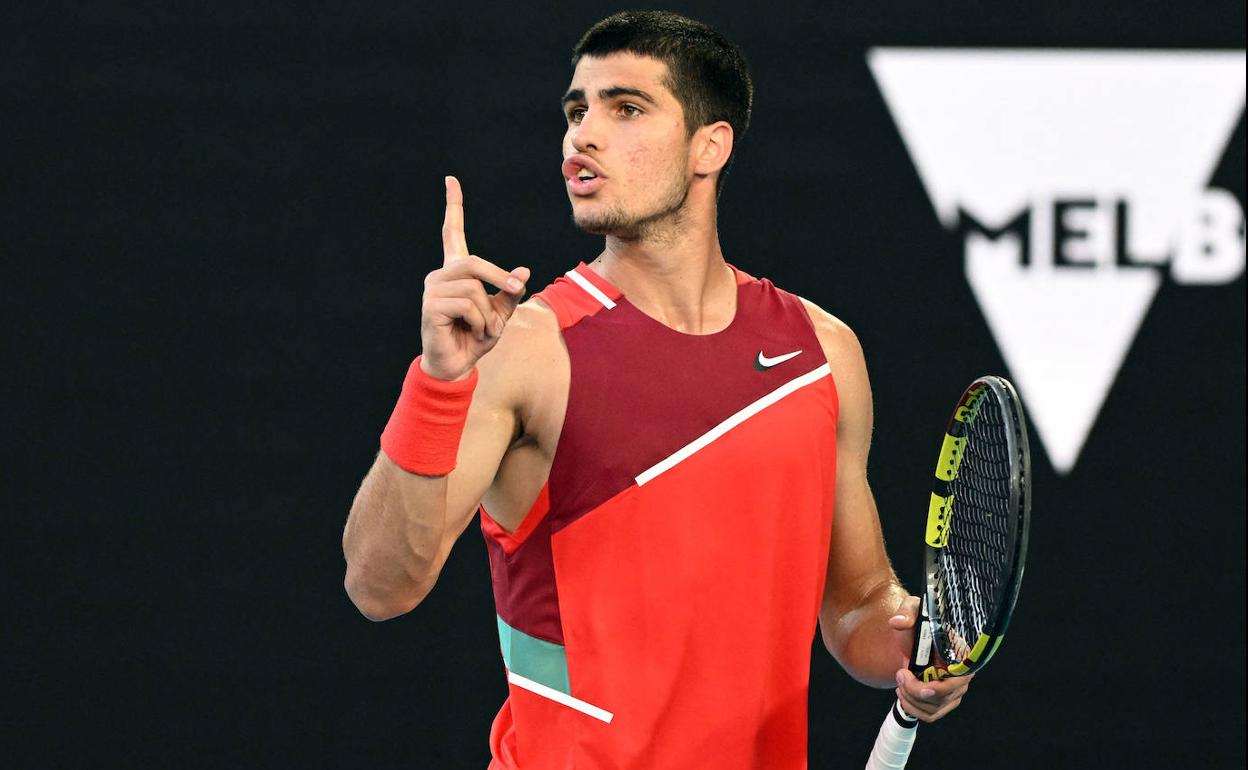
[590,191,735,335]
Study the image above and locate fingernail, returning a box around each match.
[896,671,906,686]
[506,277,523,293]
[921,688,935,699]
[891,614,906,623]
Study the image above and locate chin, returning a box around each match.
[573,214,614,235]
[571,203,640,238]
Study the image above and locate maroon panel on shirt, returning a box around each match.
[481,265,830,644]
[547,272,827,533]
[483,514,564,645]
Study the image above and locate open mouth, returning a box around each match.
[562,156,607,196]
[562,156,606,185]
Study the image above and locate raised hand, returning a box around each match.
[420,176,530,381]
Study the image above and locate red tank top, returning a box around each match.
[480,263,838,769]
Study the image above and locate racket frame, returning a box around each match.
[909,375,1031,683]
[867,375,1032,770]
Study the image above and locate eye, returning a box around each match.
[566,106,586,123]
[620,103,643,118]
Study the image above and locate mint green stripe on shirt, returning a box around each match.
[496,615,571,695]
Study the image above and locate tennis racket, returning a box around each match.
[864,375,1032,770]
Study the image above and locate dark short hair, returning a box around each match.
[572,11,753,188]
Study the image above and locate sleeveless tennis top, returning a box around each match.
[481,262,839,770]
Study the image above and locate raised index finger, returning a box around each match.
[442,175,469,262]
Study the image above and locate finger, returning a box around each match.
[897,689,962,723]
[439,255,518,292]
[918,672,973,704]
[897,669,945,704]
[923,693,964,722]
[896,675,962,719]
[426,278,499,336]
[902,671,972,719]
[426,297,488,341]
[928,671,973,692]
[916,680,969,703]
[888,595,922,629]
[442,176,469,262]
[489,266,531,324]
[896,689,939,721]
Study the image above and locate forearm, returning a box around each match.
[342,452,450,620]
[822,580,912,688]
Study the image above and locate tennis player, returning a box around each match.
[343,11,971,768]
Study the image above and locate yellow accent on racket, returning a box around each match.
[920,665,951,683]
[966,633,992,663]
[925,492,954,547]
[935,433,966,480]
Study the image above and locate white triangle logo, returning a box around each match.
[869,49,1246,473]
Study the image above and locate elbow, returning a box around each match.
[819,604,852,660]
[345,584,412,622]
[820,625,862,680]
[343,566,431,622]
[819,621,838,659]
[823,633,894,689]
[819,610,901,689]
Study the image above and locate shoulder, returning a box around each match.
[474,296,566,408]
[796,296,866,375]
[480,296,563,373]
[796,296,873,434]
[505,296,562,341]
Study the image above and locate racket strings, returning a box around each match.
[935,394,1013,662]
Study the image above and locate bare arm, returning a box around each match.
[341,346,520,620]
[803,301,910,687]
[806,299,972,721]
[341,177,531,621]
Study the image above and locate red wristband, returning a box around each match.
[380,357,479,476]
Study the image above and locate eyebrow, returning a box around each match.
[560,86,660,107]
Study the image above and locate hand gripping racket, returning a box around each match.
[865,376,1032,770]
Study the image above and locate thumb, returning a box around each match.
[888,595,922,630]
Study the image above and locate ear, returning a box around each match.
[691,121,734,178]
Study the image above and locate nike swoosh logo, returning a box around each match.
[754,349,802,370]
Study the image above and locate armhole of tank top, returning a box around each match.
[532,270,619,330]
[480,482,551,555]
[471,292,559,556]
[529,292,573,331]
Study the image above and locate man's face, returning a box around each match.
[561,53,694,239]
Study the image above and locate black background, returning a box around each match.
[5,2,1244,768]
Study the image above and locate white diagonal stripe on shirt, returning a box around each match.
[564,268,617,310]
[635,363,832,487]
[507,671,615,723]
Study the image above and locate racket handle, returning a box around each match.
[864,699,919,770]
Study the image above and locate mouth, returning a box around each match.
[562,155,606,196]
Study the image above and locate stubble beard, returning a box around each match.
[572,174,692,243]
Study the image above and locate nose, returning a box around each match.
[568,109,604,153]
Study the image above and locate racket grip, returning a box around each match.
[864,700,919,770]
